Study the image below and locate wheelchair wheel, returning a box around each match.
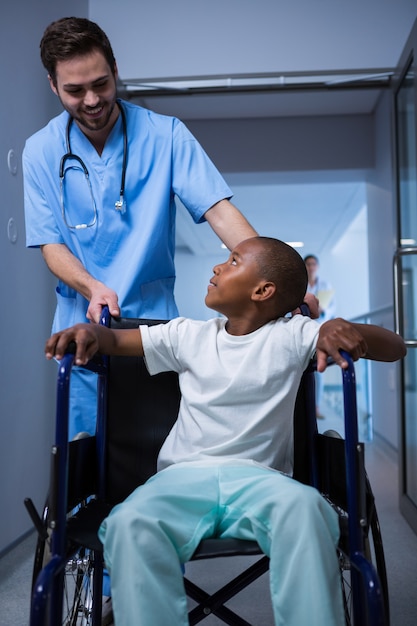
[339,549,353,626]
[363,476,389,622]
[31,500,95,625]
[338,477,389,626]
[62,547,94,625]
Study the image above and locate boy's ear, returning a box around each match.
[252,281,276,302]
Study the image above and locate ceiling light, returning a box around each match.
[286,241,304,248]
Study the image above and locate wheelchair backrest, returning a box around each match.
[293,366,318,485]
[105,318,181,505]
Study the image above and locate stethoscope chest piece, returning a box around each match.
[115,197,126,214]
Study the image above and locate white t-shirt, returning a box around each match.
[140,315,319,475]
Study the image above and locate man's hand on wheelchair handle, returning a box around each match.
[86,284,120,324]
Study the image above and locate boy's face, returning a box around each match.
[205,239,264,316]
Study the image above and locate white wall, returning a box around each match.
[186,115,374,174]
[0,0,88,555]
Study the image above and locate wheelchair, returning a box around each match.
[25,311,389,625]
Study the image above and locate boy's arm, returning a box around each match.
[350,321,407,361]
[45,323,144,366]
[316,318,406,372]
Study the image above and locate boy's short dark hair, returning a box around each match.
[252,237,308,316]
[40,17,116,85]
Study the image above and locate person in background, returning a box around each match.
[304,254,336,418]
[46,236,406,626]
[23,16,258,441]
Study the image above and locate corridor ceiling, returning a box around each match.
[90,1,417,256]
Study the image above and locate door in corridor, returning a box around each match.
[393,18,417,534]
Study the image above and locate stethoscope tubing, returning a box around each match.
[62,99,128,203]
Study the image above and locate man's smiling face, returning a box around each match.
[50,48,119,136]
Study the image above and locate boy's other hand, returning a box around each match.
[316,318,367,372]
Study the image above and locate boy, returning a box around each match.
[46,237,406,625]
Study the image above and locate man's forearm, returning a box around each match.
[41,243,121,322]
[41,243,100,301]
[205,199,258,250]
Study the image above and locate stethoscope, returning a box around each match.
[59,99,128,229]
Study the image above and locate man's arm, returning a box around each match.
[204,199,258,250]
[316,318,407,372]
[41,243,120,322]
[45,323,143,365]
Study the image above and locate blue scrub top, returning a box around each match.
[23,101,232,331]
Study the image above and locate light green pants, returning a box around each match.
[99,462,344,625]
